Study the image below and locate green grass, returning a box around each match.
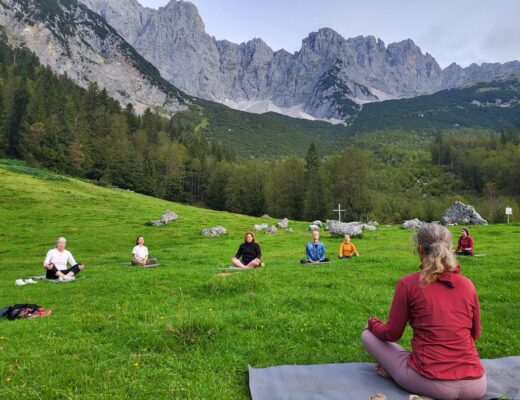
[0,162,519,399]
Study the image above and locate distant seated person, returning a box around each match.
[132,236,158,266]
[301,230,329,264]
[232,231,262,269]
[338,234,360,259]
[43,237,84,281]
[455,227,474,256]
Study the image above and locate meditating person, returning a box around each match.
[300,230,329,264]
[132,236,157,266]
[231,231,262,269]
[43,237,84,281]
[338,234,359,258]
[361,223,486,400]
[456,227,474,256]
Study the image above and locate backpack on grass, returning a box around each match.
[0,304,52,320]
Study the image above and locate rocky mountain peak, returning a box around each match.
[302,28,345,53]
[159,0,205,33]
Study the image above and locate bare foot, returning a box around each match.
[376,363,390,378]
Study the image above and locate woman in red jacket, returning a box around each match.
[361,223,486,400]
[456,227,475,256]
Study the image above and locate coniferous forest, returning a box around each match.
[1,33,519,223]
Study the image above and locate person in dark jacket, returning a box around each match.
[231,231,262,269]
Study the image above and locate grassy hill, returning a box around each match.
[1,161,519,399]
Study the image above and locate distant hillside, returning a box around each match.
[347,75,520,134]
[172,75,520,156]
[173,100,352,157]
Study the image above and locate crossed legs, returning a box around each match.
[231,257,261,269]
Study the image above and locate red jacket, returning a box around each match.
[368,266,484,380]
[457,236,474,252]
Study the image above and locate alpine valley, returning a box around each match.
[0,0,519,157]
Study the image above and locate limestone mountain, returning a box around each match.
[0,0,190,115]
[81,0,520,121]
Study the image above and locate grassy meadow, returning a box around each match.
[0,160,519,399]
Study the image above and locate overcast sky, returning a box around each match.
[138,0,519,68]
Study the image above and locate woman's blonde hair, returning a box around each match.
[414,223,457,285]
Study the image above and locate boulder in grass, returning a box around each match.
[307,224,321,231]
[147,210,177,226]
[441,201,488,225]
[402,218,423,230]
[265,225,278,234]
[276,218,289,229]
[312,220,323,227]
[261,214,271,218]
[325,220,363,237]
[201,226,227,237]
[254,223,269,231]
[362,224,377,231]
[368,220,379,226]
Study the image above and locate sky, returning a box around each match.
[138,0,520,68]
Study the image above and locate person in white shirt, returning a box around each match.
[43,237,84,281]
[132,236,157,266]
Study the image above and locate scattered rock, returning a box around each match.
[441,201,488,225]
[307,224,321,231]
[146,210,177,226]
[325,220,363,237]
[201,226,227,237]
[253,223,269,231]
[265,225,278,234]
[402,218,423,230]
[362,224,377,231]
[276,218,289,228]
[367,220,379,226]
[312,220,323,227]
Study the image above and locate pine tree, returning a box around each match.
[303,143,328,220]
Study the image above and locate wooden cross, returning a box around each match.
[333,203,346,222]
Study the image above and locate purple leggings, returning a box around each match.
[361,330,487,400]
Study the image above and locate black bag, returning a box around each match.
[5,304,42,320]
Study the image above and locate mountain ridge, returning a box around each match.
[80,0,520,121]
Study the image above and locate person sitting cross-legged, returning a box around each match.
[132,236,158,266]
[231,231,262,269]
[338,234,360,259]
[361,223,486,400]
[455,227,474,256]
[43,237,84,281]
[300,229,329,264]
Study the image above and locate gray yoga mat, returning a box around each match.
[119,262,160,268]
[249,356,520,400]
[29,275,83,283]
[220,265,264,272]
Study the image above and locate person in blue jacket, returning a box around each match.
[300,229,329,264]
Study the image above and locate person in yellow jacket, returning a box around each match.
[338,234,360,258]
